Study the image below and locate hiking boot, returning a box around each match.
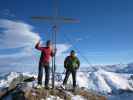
[72,86,77,92]
[36,84,43,89]
[45,86,50,90]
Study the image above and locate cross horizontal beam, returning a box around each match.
[31,16,80,23]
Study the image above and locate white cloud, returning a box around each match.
[0,43,71,71]
[56,44,71,56]
[0,19,71,71]
[0,19,40,49]
[55,44,71,67]
[0,19,40,69]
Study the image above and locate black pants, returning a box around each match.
[63,69,77,88]
[38,62,50,86]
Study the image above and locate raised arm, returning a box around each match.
[35,41,44,51]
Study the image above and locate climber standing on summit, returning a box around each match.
[61,50,80,91]
[35,40,56,89]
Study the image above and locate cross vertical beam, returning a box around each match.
[51,25,57,89]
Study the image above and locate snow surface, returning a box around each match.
[87,69,133,94]
[0,72,19,88]
[0,70,133,94]
[43,95,85,100]
[71,95,85,100]
[0,72,36,89]
[0,68,133,100]
[45,95,63,100]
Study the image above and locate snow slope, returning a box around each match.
[0,70,133,95]
[0,67,133,100]
[91,69,133,94]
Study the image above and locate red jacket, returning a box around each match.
[35,43,53,63]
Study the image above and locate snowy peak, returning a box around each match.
[76,69,133,94]
[0,69,133,96]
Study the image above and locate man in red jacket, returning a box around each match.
[35,40,56,89]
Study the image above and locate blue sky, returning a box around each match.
[0,0,133,71]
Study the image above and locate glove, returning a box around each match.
[75,66,79,70]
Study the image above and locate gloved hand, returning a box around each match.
[75,66,79,70]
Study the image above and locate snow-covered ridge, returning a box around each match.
[80,63,133,73]
[0,72,36,89]
[0,69,133,95]
[89,69,133,94]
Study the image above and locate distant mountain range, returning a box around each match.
[80,62,133,74]
[0,62,133,100]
